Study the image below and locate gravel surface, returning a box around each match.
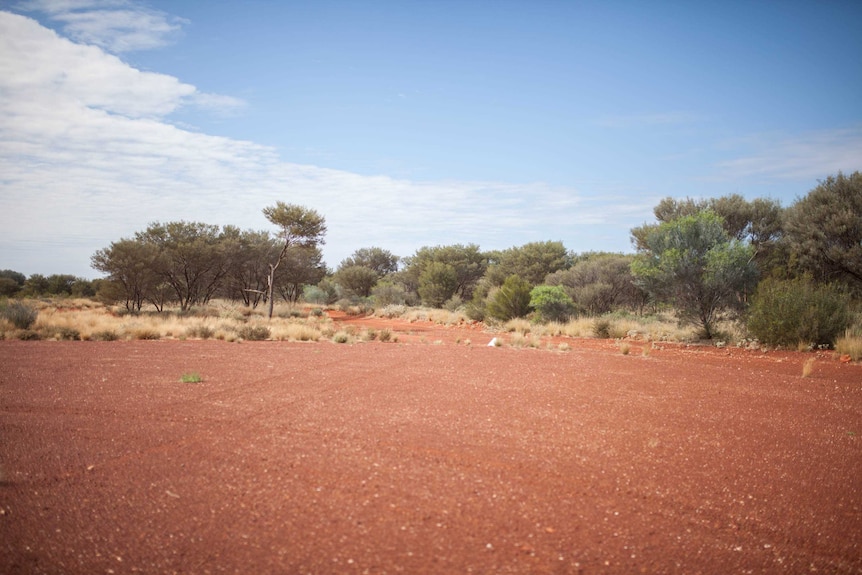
[1,336,860,574]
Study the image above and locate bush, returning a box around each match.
[238,325,271,341]
[593,318,612,339]
[91,329,119,341]
[16,329,41,341]
[486,275,532,321]
[747,277,851,347]
[529,285,575,323]
[2,301,38,329]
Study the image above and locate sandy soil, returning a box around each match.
[1,320,860,574]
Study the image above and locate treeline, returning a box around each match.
[4,172,861,346]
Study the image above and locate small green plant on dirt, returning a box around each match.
[180,372,202,383]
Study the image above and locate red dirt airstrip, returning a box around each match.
[1,315,860,574]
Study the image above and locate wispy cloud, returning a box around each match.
[0,10,646,276]
[16,0,186,52]
[714,127,862,181]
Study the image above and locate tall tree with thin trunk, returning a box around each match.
[262,202,327,318]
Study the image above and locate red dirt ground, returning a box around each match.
[1,318,861,574]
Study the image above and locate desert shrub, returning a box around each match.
[376,304,407,318]
[747,277,851,347]
[52,326,81,341]
[529,285,575,323]
[91,329,119,341]
[16,329,41,340]
[371,281,408,306]
[332,331,350,343]
[593,318,612,339]
[378,328,392,342]
[238,325,270,341]
[186,324,216,339]
[2,301,38,329]
[133,328,161,340]
[486,275,532,321]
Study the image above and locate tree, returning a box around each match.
[486,274,532,321]
[546,252,642,315]
[631,211,757,339]
[784,171,862,292]
[417,262,458,307]
[276,246,327,303]
[486,241,571,286]
[134,221,227,311]
[402,244,487,301]
[0,270,25,297]
[339,247,399,277]
[262,202,327,318]
[93,238,160,311]
[335,265,380,298]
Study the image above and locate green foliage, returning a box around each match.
[402,244,488,301]
[371,281,408,306]
[784,171,862,292]
[486,275,532,321]
[339,247,399,276]
[0,270,25,297]
[547,252,642,314]
[486,241,571,286]
[2,301,38,329]
[529,285,575,323]
[180,372,202,383]
[418,262,458,308]
[237,325,271,341]
[335,265,379,298]
[747,277,851,347]
[631,210,757,338]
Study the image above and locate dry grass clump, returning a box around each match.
[509,332,541,348]
[802,357,816,378]
[11,298,337,343]
[400,307,466,326]
[270,322,321,342]
[835,331,862,362]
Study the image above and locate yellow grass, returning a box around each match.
[9,299,334,342]
[835,332,862,362]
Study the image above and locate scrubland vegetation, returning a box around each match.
[2,172,862,358]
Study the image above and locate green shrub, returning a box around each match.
[529,285,575,323]
[747,277,851,347]
[486,275,532,321]
[238,325,270,341]
[2,301,38,329]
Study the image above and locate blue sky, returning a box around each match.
[1,0,860,279]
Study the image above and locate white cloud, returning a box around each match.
[714,127,862,181]
[15,0,186,52]
[0,10,647,277]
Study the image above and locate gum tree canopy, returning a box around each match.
[262,202,326,319]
